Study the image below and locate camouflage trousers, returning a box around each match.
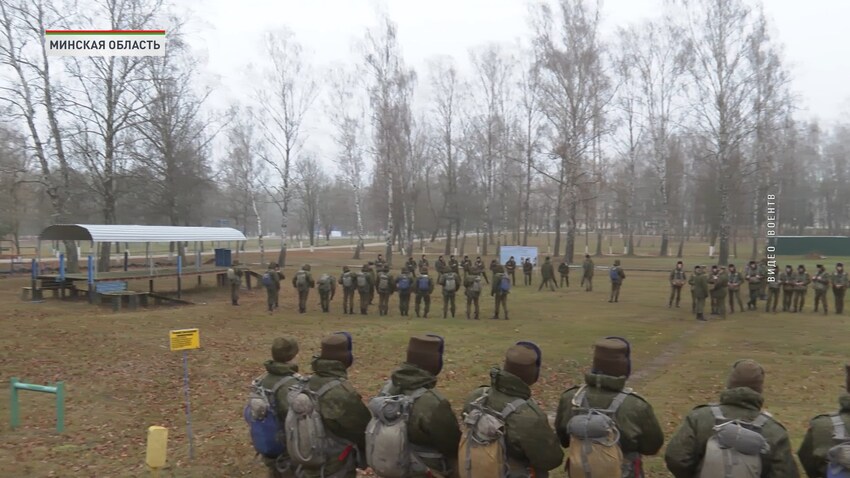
[442,292,456,318]
[747,286,761,308]
[539,277,556,291]
[766,288,780,312]
[560,274,570,287]
[297,290,309,313]
[793,290,807,312]
[609,281,622,302]
[782,288,794,311]
[342,288,355,314]
[582,276,593,291]
[378,292,391,316]
[415,294,431,317]
[524,272,532,286]
[728,289,744,312]
[398,292,411,316]
[266,287,276,312]
[814,289,829,314]
[835,287,846,314]
[493,293,509,319]
[319,290,332,312]
[465,293,480,319]
[358,290,370,314]
[669,285,682,306]
[230,282,239,305]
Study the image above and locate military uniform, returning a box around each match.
[538,257,557,291]
[813,266,830,315]
[794,267,812,312]
[463,270,484,320]
[797,365,850,477]
[780,267,795,312]
[556,339,664,476]
[460,256,472,275]
[833,264,848,314]
[395,268,414,316]
[474,258,489,284]
[758,258,769,300]
[491,267,510,320]
[522,259,533,286]
[338,267,356,315]
[273,267,284,310]
[379,336,461,477]
[317,273,336,313]
[366,263,377,305]
[727,266,744,313]
[609,260,626,302]
[669,263,686,308]
[559,260,570,288]
[300,334,371,478]
[745,262,764,310]
[505,257,517,285]
[438,270,460,318]
[665,360,799,478]
[418,256,429,274]
[464,343,564,477]
[291,265,315,314]
[228,265,243,306]
[448,256,459,275]
[435,257,447,280]
[692,267,709,321]
[374,255,387,272]
[357,267,373,315]
[265,264,281,313]
[581,256,594,291]
[375,268,395,316]
[714,268,729,318]
[405,257,417,273]
[257,338,300,478]
[708,267,721,315]
[414,272,434,318]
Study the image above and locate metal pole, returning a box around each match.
[55,381,64,433]
[59,253,65,281]
[30,259,38,301]
[183,350,194,460]
[10,377,19,429]
[177,255,182,300]
[124,251,129,272]
[87,255,94,303]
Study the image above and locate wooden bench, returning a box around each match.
[20,287,42,301]
[100,291,149,312]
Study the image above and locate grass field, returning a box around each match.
[0,240,847,477]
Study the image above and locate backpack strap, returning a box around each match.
[500,399,528,419]
[709,405,726,422]
[270,375,299,397]
[831,414,849,440]
[316,379,342,397]
[751,412,770,429]
[605,391,630,415]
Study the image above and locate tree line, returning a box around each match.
[1,0,848,272]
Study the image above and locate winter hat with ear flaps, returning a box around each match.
[320,332,353,368]
[271,336,299,363]
[592,337,631,378]
[504,341,542,386]
[726,359,765,394]
[406,335,445,376]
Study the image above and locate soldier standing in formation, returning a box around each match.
[228,261,243,306]
[448,255,459,274]
[794,265,811,313]
[668,261,686,308]
[766,269,781,313]
[727,263,744,313]
[538,256,557,292]
[438,265,460,319]
[395,266,414,317]
[338,266,356,315]
[581,254,594,291]
[692,265,709,321]
[255,337,301,478]
[357,265,373,315]
[460,255,472,275]
[418,255,429,273]
[505,256,517,285]
[797,364,850,477]
[376,265,395,317]
[745,260,763,310]
[414,267,434,318]
[813,264,830,315]
[559,258,570,288]
[292,264,315,314]
[474,256,489,284]
[435,255,446,280]
[780,265,796,312]
[405,256,417,273]
[463,267,483,320]
[608,259,625,303]
[491,265,510,320]
[834,263,848,314]
[522,258,533,286]
[316,271,336,313]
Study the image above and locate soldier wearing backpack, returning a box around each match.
[581,255,594,291]
[664,359,799,478]
[376,266,395,317]
[317,272,336,313]
[608,259,626,303]
[813,264,831,315]
[505,256,517,285]
[538,256,557,292]
[460,342,564,478]
[555,337,664,477]
[795,265,812,313]
[491,265,511,320]
[355,265,373,315]
[245,337,301,478]
[365,335,461,478]
[292,264,316,314]
[338,266,356,315]
[522,258,533,286]
[227,261,244,306]
[263,263,283,314]
[463,268,484,320]
[669,261,686,308]
[366,262,377,305]
[438,266,460,319]
[798,364,850,477]
[559,259,570,288]
[834,263,848,315]
[288,332,371,478]
[414,268,434,318]
[395,266,414,316]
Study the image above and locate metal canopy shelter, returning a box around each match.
[39,224,246,243]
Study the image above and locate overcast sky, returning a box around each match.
[182,0,850,160]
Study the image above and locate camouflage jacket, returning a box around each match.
[376,272,395,294]
[582,259,594,277]
[692,272,709,299]
[833,271,849,289]
[505,259,517,272]
[541,261,554,279]
[779,271,795,290]
[300,358,371,478]
[670,268,687,284]
[523,261,533,274]
[798,394,850,478]
[438,271,460,295]
[258,360,301,431]
[664,387,799,478]
[746,266,763,288]
[555,373,664,458]
[728,271,743,288]
[709,272,728,298]
[559,262,570,275]
[383,363,461,477]
[292,270,315,290]
[464,369,564,476]
[812,271,830,291]
[491,272,510,296]
[796,272,812,291]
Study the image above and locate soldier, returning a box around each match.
[708,265,720,314]
[794,264,812,313]
[356,265,373,315]
[713,265,729,319]
[405,256,417,273]
[505,256,517,285]
[448,255,459,273]
[461,255,472,275]
[491,265,511,320]
[395,266,414,317]
[438,265,460,319]
[273,263,285,311]
[366,262,377,305]
[745,260,763,310]
[418,254,429,273]
[559,258,571,288]
[538,256,557,292]
[797,364,850,477]
[227,261,244,306]
[463,267,484,320]
[263,263,280,314]
[766,269,781,313]
[463,342,564,476]
[813,264,830,315]
[435,255,447,279]
[291,264,315,314]
[523,258,533,286]
[375,265,395,317]
[669,261,686,308]
[338,266,356,315]
[414,267,434,318]
[581,254,594,291]
[556,338,664,476]
[692,265,709,321]
[377,335,461,477]
[608,259,626,303]
[834,263,848,315]
[759,257,769,300]
[689,265,699,313]
[298,332,371,478]
[375,254,387,271]
[727,263,744,313]
[254,337,301,478]
[316,272,336,313]
[664,360,799,478]
[474,256,489,284]
[780,265,796,312]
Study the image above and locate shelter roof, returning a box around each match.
[38,224,246,243]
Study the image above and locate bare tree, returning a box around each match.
[294,156,328,247]
[256,28,317,267]
[515,52,544,246]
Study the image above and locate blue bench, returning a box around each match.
[95,281,128,294]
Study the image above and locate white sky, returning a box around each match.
[181,0,850,161]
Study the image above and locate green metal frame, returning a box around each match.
[10,377,65,433]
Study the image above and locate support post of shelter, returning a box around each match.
[177,256,182,300]
[87,256,94,304]
[124,251,129,272]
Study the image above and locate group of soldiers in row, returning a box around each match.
[251,332,848,478]
[668,260,849,320]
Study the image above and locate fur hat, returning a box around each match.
[406,335,444,376]
[320,332,353,368]
[592,337,631,378]
[271,336,299,363]
[726,359,765,394]
[614,259,621,266]
[303,264,311,271]
[504,341,542,386]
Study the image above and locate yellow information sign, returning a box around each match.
[169,329,200,351]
